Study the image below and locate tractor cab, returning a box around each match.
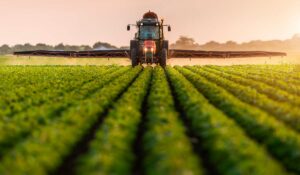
[127,11,171,67]
[139,25,160,40]
[138,16,160,40]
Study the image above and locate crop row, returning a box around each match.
[0,66,112,116]
[77,66,205,175]
[223,64,299,77]
[76,67,152,175]
[208,65,300,96]
[167,66,289,175]
[220,64,300,84]
[0,66,105,95]
[200,66,300,107]
[0,66,131,155]
[187,66,300,133]
[143,67,202,175]
[176,66,300,173]
[0,66,142,174]
[212,65,300,84]
[0,68,117,117]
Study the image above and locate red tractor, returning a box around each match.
[127,11,171,67]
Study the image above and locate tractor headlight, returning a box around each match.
[144,47,154,53]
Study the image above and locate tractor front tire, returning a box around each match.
[131,49,138,67]
[160,48,167,67]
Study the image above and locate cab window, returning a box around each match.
[139,26,159,40]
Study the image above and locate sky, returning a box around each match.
[0,0,300,47]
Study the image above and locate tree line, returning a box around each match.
[171,34,300,52]
[0,42,125,55]
[1,34,300,55]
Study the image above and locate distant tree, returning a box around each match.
[225,41,237,46]
[65,45,79,51]
[201,41,221,50]
[170,36,201,50]
[224,41,238,50]
[177,36,195,45]
[81,45,92,51]
[13,44,26,52]
[35,43,53,50]
[54,43,65,51]
[23,43,34,51]
[0,44,11,54]
[93,41,117,49]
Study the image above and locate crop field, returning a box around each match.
[0,64,300,175]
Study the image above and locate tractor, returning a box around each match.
[127,11,171,67]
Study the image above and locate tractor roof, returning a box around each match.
[143,11,158,19]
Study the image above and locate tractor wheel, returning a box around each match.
[130,40,138,53]
[163,40,170,59]
[131,49,138,67]
[163,40,169,50]
[160,48,167,67]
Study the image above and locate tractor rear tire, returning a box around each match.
[163,40,169,50]
[160,48,167,67]
[130,40,138,55]
[131,49,138,67]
